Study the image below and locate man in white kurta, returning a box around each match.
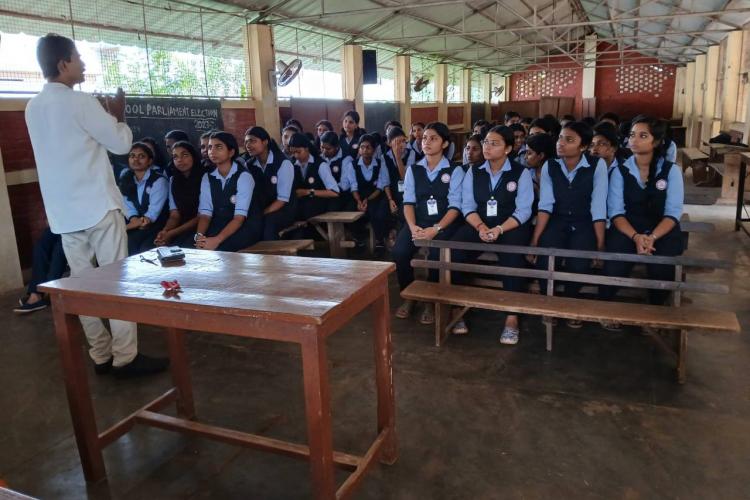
[25,34,167,377]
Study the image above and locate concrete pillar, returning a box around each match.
[435,63,448,123]
[582,34,597,100]
[243,23,280,142]
[462,68,472,130]
[703,46,720,143]
[0,148,23,292]
[673,67,686,120]
[342,44,366,129]
[683,62,695,130]
[721,31,743,129]
[395,55,411,129]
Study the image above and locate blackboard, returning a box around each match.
[123,97,223,167]
[364,101,401,136]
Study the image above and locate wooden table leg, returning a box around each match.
[165,328,195,419]
[371,285,398,465]
[301,334,336,499]
[51,300,106,482]
[325,222,343,258]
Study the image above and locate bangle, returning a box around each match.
[631,232,638,241]
[194,232,204,242]
[496,225,504,235]
[433,223,442,233]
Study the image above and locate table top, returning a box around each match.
[40,249,394,325]
[309,211,364,224]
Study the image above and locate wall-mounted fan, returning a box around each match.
[413,75,431,92]
[492,85,504,97]
[275,58,303,87]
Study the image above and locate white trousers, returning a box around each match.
[60,209,138,367]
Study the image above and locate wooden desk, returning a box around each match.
[701,143,750,203]
[40,250,397,499]
[309,212,364,258]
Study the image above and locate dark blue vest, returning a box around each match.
[354,159,383,199]
[472,161,525,227]
[248,152,287,210]
[618,160,675,228]
[119,169,167,223]
[412,164,457,227]
[548,155,597,223]
[327,154,345,184]
[293,156,327,191]
[208,165,252,226]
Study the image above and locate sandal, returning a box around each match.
[395,300,414,319]
[419,303,435,325]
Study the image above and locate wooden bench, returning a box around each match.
[401,240,740,383]
[277,220,308,239]
[309,211,365,258]
[680,148,709,183]
[239,239,315,256]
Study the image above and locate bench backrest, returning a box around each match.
[411,239,731,307]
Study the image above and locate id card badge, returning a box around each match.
[397,180,405,193]
[427,196,439,216]
[487,198,498,217]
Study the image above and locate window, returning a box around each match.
[274,26,343,99]
[410,56,436,103]
[447,64,463,103]
[363,47,396,102]
[471,71,487,102]
[0,2,248,97]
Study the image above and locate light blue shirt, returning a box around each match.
[608,155,684,222]
[338,156,356,191]
[666,140,677,163]
[198,162,254,218]
[461,159,533,225]
[348,158,391,192]
[251,150,294,203]
[403,157,464,211]
[122,168,168,222]
[538,155,608,222]
[385,148,417,171]
[296,156,340,192]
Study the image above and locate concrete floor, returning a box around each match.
[1,203,749,499]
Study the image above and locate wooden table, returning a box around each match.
[239,239,315,255]
[702,143,750,202]
[309,212,364,258]
[40,250,397,499]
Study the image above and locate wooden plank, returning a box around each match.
[401,281,741,333]
[98,389,178,447]
[680,147,708,161]
[336,429,391,500]
[412,239,731,269]
[134,411,360,471]
[411,260,730,294]
[240,240,315,255]
[680,221,715,233]
[278,221,308,239]
[309,211,364,224]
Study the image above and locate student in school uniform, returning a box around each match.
[199,130,215,170]
[243,126,297,241]
[393,122,465,324]
[383,126,416,217]
[509,123,528,167]
[348,134,391,252]
[590,122,622,175]
[194,131,262,251]
[163,129,190,177]
[461,134,485,171]
[281,125,300,159]
[340,110,366,160]
[120,142,169,255]
[528,121,608,328]
[449,125,534,344]
[523,132,556,217]
[504,111,521,126]
[472,119,490,137]
[138,137,165,176]
[289,133,340,221]
[315,119,334,148]
[319,131,355,211]
[527,118,553,136]
[408,122,426,161]
[600,115,684,322]
[154,141,207,248]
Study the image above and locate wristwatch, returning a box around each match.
[194,232,204,242]
[433,223,442,233]
[309,188,315,197]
